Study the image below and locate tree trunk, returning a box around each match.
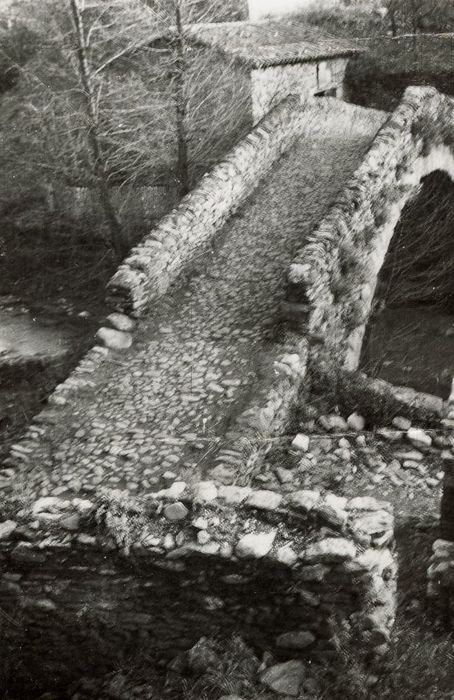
[68,0,126,258]
[387,0,398,36]
[410,0,419,57]
[389,10,397,37]
[174,2,190,197]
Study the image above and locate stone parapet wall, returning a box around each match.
[0,484,396,678]
[215,334,309,484]
[106,96,351,317]
[427,537,454,623]
[327,369,446,424]
[1,344,110,478]
[287,86,454,371]
[106,96,301,316]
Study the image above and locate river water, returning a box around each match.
[360,306,454,399]
[0,309,75,360]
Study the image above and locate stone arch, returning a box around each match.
[374,169,454,312]
[342,146,454,371]
[286,86,454,372]
[358,168,454,398]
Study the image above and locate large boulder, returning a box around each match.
[260,660,306,697]
[96,327,132,350]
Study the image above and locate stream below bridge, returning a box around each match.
[360,306,454,399]
[0,301,98,462]
[0,308,77,360]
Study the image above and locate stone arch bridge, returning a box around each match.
[2,85,454,685]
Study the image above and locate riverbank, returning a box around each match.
[0,218,115,462]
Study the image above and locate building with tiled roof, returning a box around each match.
[184,20,365,121]
[185,20,363,68]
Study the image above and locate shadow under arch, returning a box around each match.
[360,169,454,398]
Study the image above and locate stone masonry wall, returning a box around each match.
[427,536,454,624]
[427,386,454,619]
[107,95,339,317]
[287,86,454,372]
[329,369,446,424]
[0,483,396,681]
[251,59,348,123]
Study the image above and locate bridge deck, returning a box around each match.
[22,101,387,498]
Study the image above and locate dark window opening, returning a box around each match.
[314,87,338,98]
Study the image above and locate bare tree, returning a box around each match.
[385,0,454,34]
[0,0,250,254]
[149,0,251,195]
[68,0,124,256]
[0,0,169,256]
[173,1,190,195]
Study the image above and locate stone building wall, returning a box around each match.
[251,59,348,123]
[188,0,248,22]
[427,386,454,618]
[0,484,396,683]
[287,86,454,372]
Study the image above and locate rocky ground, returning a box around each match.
[255,408,446,518]
[27,393,453,700]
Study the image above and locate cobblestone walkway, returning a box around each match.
[23,103,387,498]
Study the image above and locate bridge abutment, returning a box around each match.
[0,484,395,693]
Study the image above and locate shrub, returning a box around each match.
[0,22,40,93]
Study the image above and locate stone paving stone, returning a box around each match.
[21,103,386,497]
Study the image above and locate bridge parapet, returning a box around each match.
[106,95,379,317]
[0,482,395,682]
